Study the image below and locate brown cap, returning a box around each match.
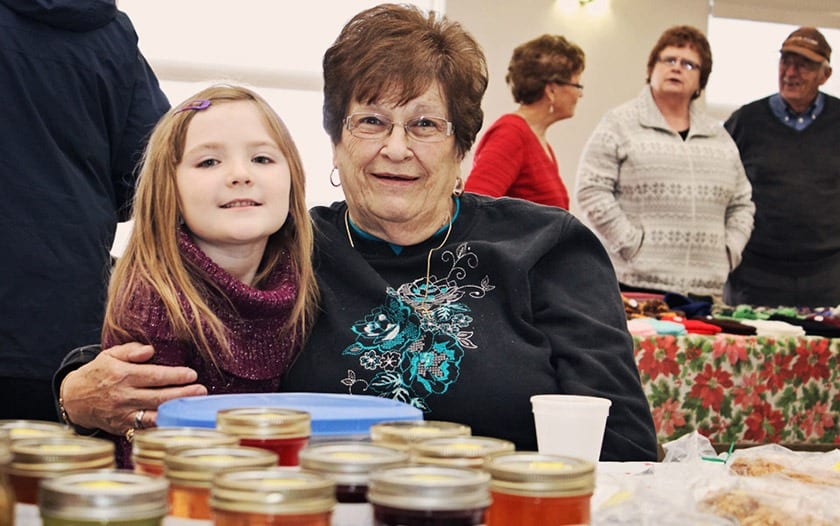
[780,27,831,64]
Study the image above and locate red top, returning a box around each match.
[466,113,568,209]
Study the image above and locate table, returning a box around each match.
[633,333,840,448]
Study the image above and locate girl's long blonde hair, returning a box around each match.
[102,85,318,368]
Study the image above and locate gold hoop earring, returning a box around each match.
[453,176,464,197]
[330,167,340,188]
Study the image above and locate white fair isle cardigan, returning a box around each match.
[575,86,754,296]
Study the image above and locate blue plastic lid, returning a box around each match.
[157,393,423,438]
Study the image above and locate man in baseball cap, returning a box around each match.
[723,27,840,308]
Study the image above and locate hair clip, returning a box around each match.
[174,99,211,114]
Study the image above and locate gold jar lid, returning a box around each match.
[0,429,9,465]
[367,465,490,512]
[132,426,238,464]
[164,445,278,486]
[40,469,168,521]
[211,467,335,515]
[369,420,471,449]
[413,436,515,469]
[299,441,409,485]
[485,452,595,497]
[8,436,114,476]
[0,419,74,441]
[216,408,311,439]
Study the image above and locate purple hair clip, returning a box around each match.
[174,99,211,114]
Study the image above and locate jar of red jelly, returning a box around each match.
[0,419,74,442]
[164,444,278,519]
[211,467,335,526]
[216,407,310,466]
[8,435,115,504]
[413,436,514,469]
[485,452,595,525]
[0,429,13,526]
[131,426,238,476]
[369,420,471,453]
[39,469,168,526]
[367,465,491,526]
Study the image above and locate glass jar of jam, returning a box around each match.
[413,436,515,469]
[367,465,491,526]
[39,469,168,526]
[8,435,115,504]
[369,420,471,453]
[131,426,238,476]
[164,444,278,519]
[299,441,409,503]
[0,429,13,526]
[485,452,595,525]
[216,407,310,466]
[211,467,335,526]
[0,419,74,442]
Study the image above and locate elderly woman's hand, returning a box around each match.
[60,342,208,435]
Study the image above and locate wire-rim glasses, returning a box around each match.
[344,112,455,143]
[658,56,701,71]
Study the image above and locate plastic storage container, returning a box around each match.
[39,469,168,526]
[164,445,278,519]
[131,426,238,476]
[367,465,490,526]
[485,452,595,525]
[413,436,515,469]
[211,467,335,526]
[216,408,310,466]
[299,441,409,503]
[370,420,471,452]
[157,392,422,442]
[8,435,115,504]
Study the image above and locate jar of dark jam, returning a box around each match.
[8,435,115,504]
[39,469,168,526]
[299,441,409,503]
[131,426,238,476]
[216,407,310,466]
[413,436,515,469]
[369,420,471,453]
[485,452,595,525]
[211,467,335,526]
[164,444,278,520]
[367,465,491,526]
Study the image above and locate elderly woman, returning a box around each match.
[55,4,656,461]
[465,34,585,209]
[575,25,754,296]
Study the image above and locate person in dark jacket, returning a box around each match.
[0,0,169,420]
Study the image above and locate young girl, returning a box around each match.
[101,85,318,465]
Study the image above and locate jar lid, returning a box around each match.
[132,426,238,462]
[9,436,115,475]
[0,419,74,441]
[413,436,515,469]
[211,467,335,515]
[369,420,471,449]
[0,429,10,465]
[216,407,311,439]
[367,465,490,511]
[299,441,409,485]
[486,452,595,496]
[39,469,168,521]
[164,445,278,486]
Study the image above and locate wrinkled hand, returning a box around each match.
[61,342,208,435]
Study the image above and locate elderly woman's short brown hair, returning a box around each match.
[507,34,585,105]
[322,3,488,160]
[646,25,713,99]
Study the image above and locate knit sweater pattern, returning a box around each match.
[576,87,755,295]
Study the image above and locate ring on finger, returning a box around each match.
[134,409,146,430]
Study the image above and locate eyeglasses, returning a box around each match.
[344,112,454,143]
[552,80,584,91]
[658,56,701,71]
[780,53,823,72]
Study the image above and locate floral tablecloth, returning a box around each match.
[633,334,840,446]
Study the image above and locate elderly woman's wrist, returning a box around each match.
[58,371,99,436]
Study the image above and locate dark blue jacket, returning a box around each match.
[0,0,169,379]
